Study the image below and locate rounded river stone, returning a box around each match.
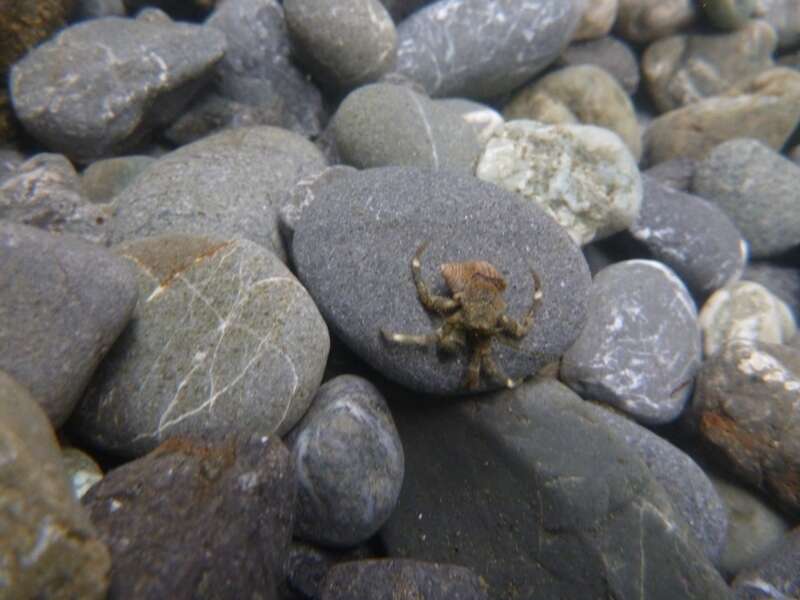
[292,167,591,395]
[71,234,330,457]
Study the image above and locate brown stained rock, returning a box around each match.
[0,370,110,600]
[690,340,800,515]
[320,559,489,600]
[644,67,800,164]
[0,0,76,75]
[82,434,295,600]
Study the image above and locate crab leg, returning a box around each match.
[412,243,460,315]
[499,270,543,338]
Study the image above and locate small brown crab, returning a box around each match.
[381,242,543,390]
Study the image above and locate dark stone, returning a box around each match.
[380,377,731,599]
[83,435,294,600]
[320,559,488,600]
[644,157,697,192]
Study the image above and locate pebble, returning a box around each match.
[573,0,618,41]
[82,435,295,600]
[62,446,104,499]
[701,0,759,30]
[110,126,327,263]
[561,260,701,424]
[331,83,481,171]
[743,262,800,319]
[320,559,488,600]
[381,377,731,599]
[284,0,397,90]
[80,155,155,204]
[0,370,110,600]
[0,222,138,427]
[70,234,329,457]
[693,137,800,258]
[1,153,112,245]
[759,0,800,48]
[502,65,642,160]
[205,0,325,138]
[642,20,777,113]
[9,14,226,162]
[712,476,790,578]
[631,175,747,300]
[614,0,696,43]
[733,527,800,599]
[436,97,504,145]
[392,0,581,98]
[286,375,404,548]
[699,281,797,357]
[587,404,728,564]
[292,167,591,395]
[476,120,642,246]
[557,35,640,95]
[644,67,800,164]
[689,340,800,515]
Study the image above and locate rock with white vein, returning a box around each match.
[69,234,330,458]
[476,120,641,246]
[286,375,404,547]
[561,260,702,424]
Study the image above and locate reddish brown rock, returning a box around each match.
[689,340,800,516]
[82,434,295,600]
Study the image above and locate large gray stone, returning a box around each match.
[110,126,327,263]
[0,222,138,427]
[561,260,701,424]
[9,15,226,162]
[70,235,329,457]
[332,83,481,171]
[0,371,110,600]
[292,167,591,395]
[392,0,581,99]
[380,377,731,599]
[287,375,404,547]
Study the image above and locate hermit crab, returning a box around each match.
[381,242,543,390]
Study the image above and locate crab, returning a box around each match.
[381,242,543,390]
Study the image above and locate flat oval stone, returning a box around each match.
[287,375,404,547]
[292,167,591,395]
[110,126,327,262]
[70,234,330,457]
[392,0,581,99]
[561,260,701,424]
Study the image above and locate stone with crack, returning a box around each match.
[69,234,329,457]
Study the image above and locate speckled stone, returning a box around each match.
[284,0,396,90]
[698,281,797,357]
[693,137,800,258]
[631,175,747,300]
[9,15,226,162]
[381,377,731,599]
[701,0,758,30]
[644,68,800,164]
[320,560,488,600]
[573,0,618,41]
[561,260,701,424]
[287,375,404,547]
[557,35,640,95]
[80,155,155,204]
[503,65,641,160]
[436,97,504,145]
[110,126,327,263]
[1,153,112,245]
[392,0,581,99]
[292,167,591,395]
[614,0,695,43]
[642,21,777,113]
[61,447,103,499]
[82,435,295,600]
[331,83,481,171]
[0,222,138,427]
[689,340,800,516]
[712,476,790,578]
[733,527,800,599]
[0,371,110,600]
[476,120,642,246]
[70,235,329,457]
